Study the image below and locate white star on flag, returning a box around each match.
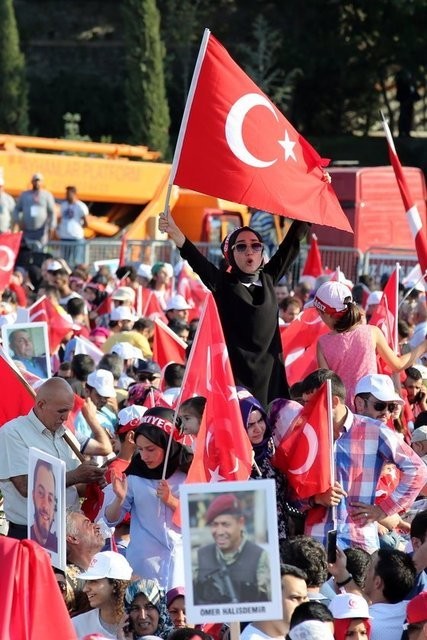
[208,465,226,482]
[278,130,297,161]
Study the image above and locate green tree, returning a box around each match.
[122,0,170,157]
[0,0,29,133]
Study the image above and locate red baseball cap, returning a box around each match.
[406,592,427,626]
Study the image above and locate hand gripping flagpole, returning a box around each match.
[162,29,211,216]
[326,379,337,529]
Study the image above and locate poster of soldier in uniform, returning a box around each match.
[180,479,283,624]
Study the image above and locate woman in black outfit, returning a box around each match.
[159,210,308,408]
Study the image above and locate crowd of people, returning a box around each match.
[0,202,427,640]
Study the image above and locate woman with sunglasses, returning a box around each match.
[159,210,308,408]
[312,280,427,410]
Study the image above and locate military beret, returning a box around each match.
[205,494,242,524]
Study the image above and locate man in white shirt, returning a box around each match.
[365,548,416,640]
[57,186,88,265]
[240,565,308,640]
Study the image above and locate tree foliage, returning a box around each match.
[122,0,170,156]
[0,0,29,133]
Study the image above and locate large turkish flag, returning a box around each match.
[172,30,352,232]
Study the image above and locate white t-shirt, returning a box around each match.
[369,600,408,640]
[240,624,284,640]
[58,199,88,239]
[72,608,117,639]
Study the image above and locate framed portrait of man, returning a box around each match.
[180,479,283,624]
[27,448,66,570]
[2,321,51,379]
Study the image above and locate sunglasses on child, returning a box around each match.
[232,242,264,253]
[368,399,399,413]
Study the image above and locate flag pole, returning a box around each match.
[326,379,337,528]
[163,29,211,214]
[394,263,400,351]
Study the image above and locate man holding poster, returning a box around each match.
[193,493,271,605]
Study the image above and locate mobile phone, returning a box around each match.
[327,529,337,564]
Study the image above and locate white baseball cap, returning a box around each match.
[411,425,427,444]
[329,593,371,619]
[165,294,191,311]
[78,551,133,581]
[366,290,383,308]
[307,281,353,315]
[117,405,147,434]
[87,369,116,397]
[111,342,143,360]
[112,286,136,303]
[110,306,134,322]
[137,264,152,280]
[354,374,404,405]
[289,620,335,640]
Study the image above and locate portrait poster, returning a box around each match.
[27,447,66,570]
[1,321,51,379]
[180,479,283,624]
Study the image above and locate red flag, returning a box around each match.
[271,384,331,498]
[142,290,168,323]
[0,231,22,290]
[95,293,113,317]
[281,307,329,386]
[302,234,324,278]
[0,537,77,639]
[171,30,352,232]
[179,293,253,484]
[153,318,187,368]
[119,234,128,267]
[0,347,35,425]
[381,113,427,274]
[369,264,399,375]
[29,296,74,353]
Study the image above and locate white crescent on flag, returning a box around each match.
[0,245,16,272]
[225,93,278,168]
[288,422,319,475]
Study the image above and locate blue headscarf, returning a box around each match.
[125,578,173,640]
[237,387,273,465]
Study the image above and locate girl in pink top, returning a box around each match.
[314,281,427,409]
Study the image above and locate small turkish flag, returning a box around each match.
[29,295,74,353]
[153,317,186,368]
[369,264,399,374]
[272,383,331,499]
[178,292,253,484]
[0,232,22,290]
[172,30,352,232]
[302,234,324,278]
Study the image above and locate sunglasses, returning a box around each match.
[232,242,264,253]
[369,399,399,413]
[137,373,158,382]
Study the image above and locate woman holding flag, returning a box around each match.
[159,209,308,408]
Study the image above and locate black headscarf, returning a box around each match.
[221,226,264,283]
[125,407,193,480]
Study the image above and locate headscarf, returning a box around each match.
[334,619,371,640]
[237,387,273,465]
[221,226,264,283]
[125,578,173,640]
[125,407,193,480]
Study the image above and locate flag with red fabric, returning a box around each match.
[171,30,352,232]
[302,233,324,278]
[369,264,399,374]
[29,296,74,353]
[0,347,35,426]
[153,318,187,367]
[0,537,78,639]
[271,383,331,498]
[179,293,253,484]
[281,307,329,386]
[381,112,427,275]
[0,231,22,290]
[141,289,168,323]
